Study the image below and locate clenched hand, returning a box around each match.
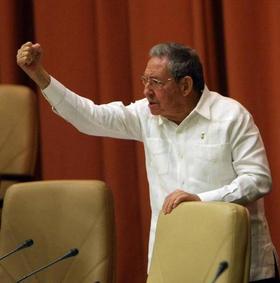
[16,42,50,89]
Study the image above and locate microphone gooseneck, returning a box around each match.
[210,261,229,283]
[16,239,34,250]
[0,239,34,261]
[60,248,79,260]
[16,248,79,283]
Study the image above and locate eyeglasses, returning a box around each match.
[141,75,173,89]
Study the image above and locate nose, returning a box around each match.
[143,84,154,98]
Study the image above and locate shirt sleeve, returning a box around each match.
[197,112,272,204]
[42,76,143,141]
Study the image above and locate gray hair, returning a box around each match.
[149,43,205,93]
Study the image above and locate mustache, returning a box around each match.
[147,99,158,104]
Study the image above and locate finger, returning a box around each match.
[166,197,174,214]
[30,44,42,61]
[17,53,34,66]
[172,192,187,209]
[163,194,177,214]
[162,197,169,214]
[21,41,33,48]
[18,48,41,66]
[17,50,32,62]
[17,50,30,58]
[162,190,184,214]
[32,43,41,51]
[17,42,33,54]
[17,48,32,61]
[162,195,171,214]
[168,193,184,213]
[17,43,40,58]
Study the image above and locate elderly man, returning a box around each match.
[17,42,278,282]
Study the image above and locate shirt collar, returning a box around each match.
[158,115,165,126]
[194,85,212,120]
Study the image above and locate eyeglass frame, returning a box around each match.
[141,75,174,89]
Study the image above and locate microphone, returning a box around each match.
[0,239,34,261]
[16,248,79,282]
[210,261,229,283]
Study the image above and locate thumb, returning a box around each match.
[32,43,42,52]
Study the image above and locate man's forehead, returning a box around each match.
[144,57,170,76]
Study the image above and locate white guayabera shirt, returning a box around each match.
[43,77,277,281]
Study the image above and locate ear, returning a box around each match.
[180,76,193,96]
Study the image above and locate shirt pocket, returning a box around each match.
[146,138,170,175]
[196,143,231,162]
[189,143,235,185]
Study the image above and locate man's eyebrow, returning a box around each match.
[143,74,160,79]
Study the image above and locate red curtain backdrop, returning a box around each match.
[1,1,279,282]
